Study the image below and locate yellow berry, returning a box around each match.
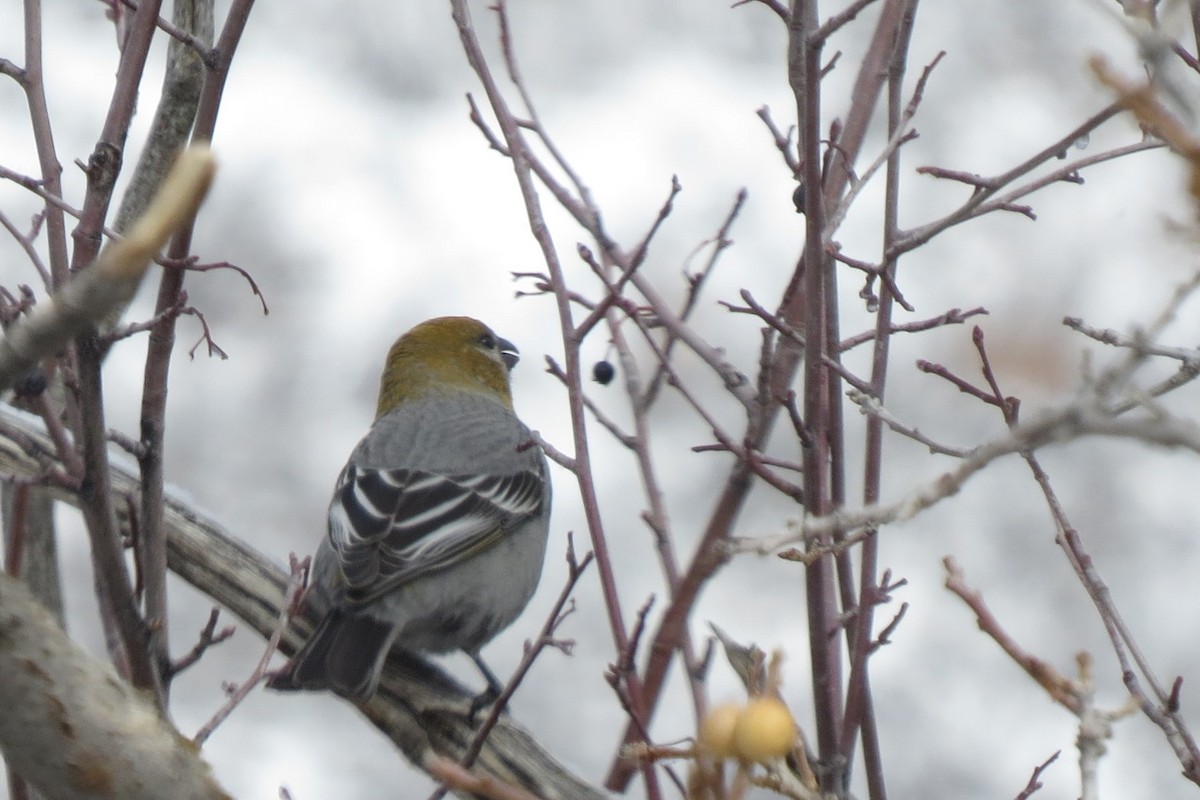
[697,702,743,759]
[731,697,796,762]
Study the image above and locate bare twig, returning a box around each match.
[1027,454,1200,784]
[451,541,594,773]
[733,0,789,24]
[136,0,256,702]
[1064,315,1200,365]
[825,49,945,245]
[815,0,882,40]
[839,306,988,351]
[168,607,235,677]
[116,0,218,65]
[1014,751,1060,800]
[0,208,51,288]
[847,390,969,457]
[449,2,658,794]
[944,557,1081,714]
[894,104,1159,256]
[743,402,1200,555]
[192,554,308,746]
[643,189,748,409]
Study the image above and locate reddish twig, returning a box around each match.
[756,105,801,178]
[454,540,593,771]
[839,306,988,351]
[970,326,1020,425]
[452,9,659,793]
[944,557,1082,714]
[168,607,235,677]
[192,554,308,746]
[0,208,52,288]
[135,0,256,700]
[732,0,789,24]
[916,332,1019,421]
[896,103,1161,256]
[1014,751,1060,800]
[543,357,632,452]
[116,0,219,66]
[161,257,270,315]
[815,0,882,41]
[641,189,747,409]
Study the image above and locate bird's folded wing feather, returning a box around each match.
[327,464,545,605]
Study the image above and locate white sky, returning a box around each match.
[3,1,1200,798]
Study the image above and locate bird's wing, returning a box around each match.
[327,464,546,606]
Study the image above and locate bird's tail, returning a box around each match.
[266,610,395,700]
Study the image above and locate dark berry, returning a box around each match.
[792,184,806,214]
[592,360,615,385]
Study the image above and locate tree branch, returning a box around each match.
[0,570,229,799]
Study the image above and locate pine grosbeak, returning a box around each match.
[269,316,551,700]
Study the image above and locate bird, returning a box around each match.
[268,316,551,702]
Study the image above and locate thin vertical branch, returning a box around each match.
[70,0,165,272]
[449,1,658,796]
[68,0,167,702]
[606,317,708,725]
[791,0,848,776]
[19,0,70,289]
[129,0,215,695]
[1027,451,1200,780]
[6,19,70,761]
[137,0,251,694]
[840,4,918,799]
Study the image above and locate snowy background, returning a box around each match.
[3,1,1200,797]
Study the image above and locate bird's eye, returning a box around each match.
[478,332,497,350]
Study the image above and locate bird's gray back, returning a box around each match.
[353,392,539,475]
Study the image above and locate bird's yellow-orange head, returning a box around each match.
[375,316,518,418]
